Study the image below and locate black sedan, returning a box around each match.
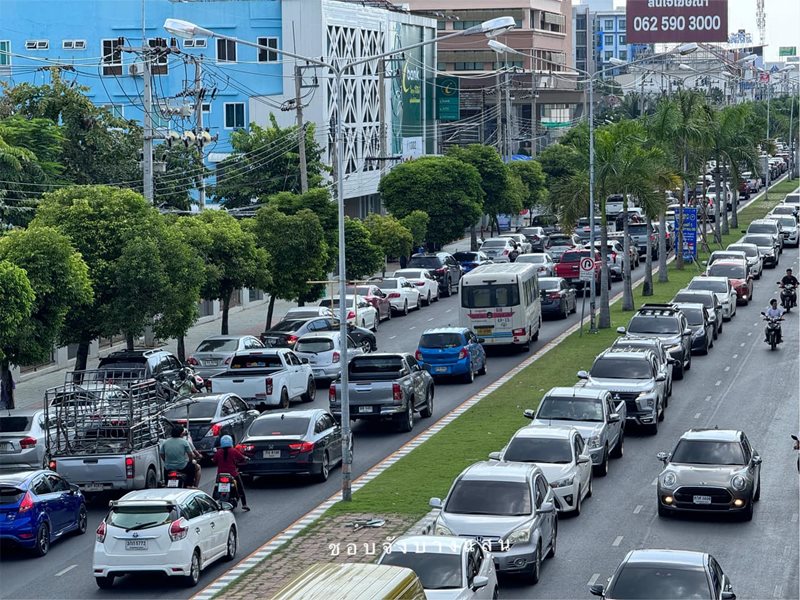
[164,394,259,459]
[237,409,344,482]
[674,302,714,355]
[539,277,577,319]
[261,317,375,354]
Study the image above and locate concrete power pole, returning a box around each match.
[378,59,387,179]
[295,64,309,193]
[193,59,206,210]
[530,68,538,156]
[495,71,503,154]
[505,70,513,159]
[142,51,154,203]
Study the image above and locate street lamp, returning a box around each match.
[165,15,516,502]
[488,40,697,330]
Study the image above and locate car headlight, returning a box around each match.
[731,475,747,491]
[691,329,703,339]
[505,526,531,545]
[588,435,602,448]
[434,522,453,536]
[550,475,575,488]
[662,472,678,489]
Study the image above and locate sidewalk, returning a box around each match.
[12,235,472,410]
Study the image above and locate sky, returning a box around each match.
[615,0,799,62]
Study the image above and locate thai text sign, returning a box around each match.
[627,0,728,43]
[674,207,698,262]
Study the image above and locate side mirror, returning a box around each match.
[69,484,80,495]
[301,357,310,364]
[577,370,589,379]
[655,373,666,382]
[488,451,502,461]
[683,328,692,336]
[616,326,627,335]
[220,501,234,511]
[608,413,620,423]
[429,497,442,509]
[471,575,489,591]
[538,501,555,514]
[577,455,591,465]
[589,584,605,597]
[752,455,762,466]
[656,451,669,463]
[523,409,535,420]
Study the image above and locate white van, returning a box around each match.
[459,262,542,351]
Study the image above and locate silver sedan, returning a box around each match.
[187,335,265,377]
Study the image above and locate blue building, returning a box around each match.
[0,0,283,205]
[572,2,652,75]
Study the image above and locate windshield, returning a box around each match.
[269,320,305,333]
[381,552,462,590]
[708,264,746,279]
[247,417,309,437]
[628,224,649,235]
[537,397,603,422]
[445,480,531,516]
[688,279,728,293]
[482,240,508,248]
[561,250,594,263]
[164,401,218,420]
[748,223,777,234]
[549,235,572,246]
[453,252,478,262]
[776,216,796,227]
[591,358,652,379]
[345,286,373,296]
[538,278,560,291]
[517,254,545,264]
[671,440,745,465]
[0,487,25,504]
[0,417,32,433]
[195,339,239,353]
[628,316,680,335]
[504,437,573,464]
[461,284,520,308]
[407,257,441,269]
[681,308,705,326]
[728,245,757,258]
[378,279,399,289]
[420,333,464,349]
[295,338,335,353]
[673,293,713,309]
[108,505,176,531]
[609,566,710,599]
[742,235,773,247]
[320,298,354,309]
[350,356,404,374]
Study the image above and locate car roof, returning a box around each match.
[114,488,199,503]
[172,394,230,405]
[234,348,286,356]
[709,259,746,266]
[673,302,706,312]
[614,336,664,348]
[461,460,537,482]
[624,549,707,569]
[750,219,778,225]
[386,535,469,556]
[727,243,757,250]
[0,408,43,418]
[545,386,608,400]
[597,348,652,361]
[513,424,575,440]
[200,335,250,341]
[692,276,728,283]
[421,327,468,336]
[0,470,48,487]
[680,428,742,442]
[253,409,322,421]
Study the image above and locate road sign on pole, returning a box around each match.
[674,207,698,264]
[580,257,596,282]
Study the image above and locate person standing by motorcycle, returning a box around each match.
[212,435,250,511]
[763,299,785,343]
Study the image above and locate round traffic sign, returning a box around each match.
[580,257,595,271]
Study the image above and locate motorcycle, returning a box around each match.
[780,284,797,311]
[212,472,240,508]
[761,313,784,350]
[165,469,189,488]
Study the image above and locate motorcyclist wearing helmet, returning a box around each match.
[212,435,250,511]
[763,298,785,343]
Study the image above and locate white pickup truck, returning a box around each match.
[207,348,316,412]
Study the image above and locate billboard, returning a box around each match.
[627,0,728,43]
[779,46,797,57]
[436,76,460,121]
[674,207,698,262]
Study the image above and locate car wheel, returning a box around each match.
[420,388,433,418]
[32,522,50,557]
[649,413,660,435]
[442,279,451,298]
[316,451,330,482]
[492,586,500,599]
[571,299,577,314]
[425,291,431,306]
[611,431,624,459]
[546,521,557,558]
[279,388,290,410]
[593,447,609,477]
[561,301,569,319]
[224,527,237,561]
[361,319,366,328]
[145,467,158,489]
[402,300,409,316]
[372,315,378,332]
[673,361,685,381]
[718,320,723,334]
[478,358,487,376]
[95,576,115,590]
[463,364,475,384]
[360,340,372,354]
[528,543,542,584]
[397,402,414,433]
[301,377,316,403]
[685,353,691,371]
[386,307,392,321]
[75,503,88,535]
[184,550,201,587]
[658,399,665,422]
[416,296,422,311]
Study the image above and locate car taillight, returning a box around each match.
[18,491,34,514]
[206,380,213,392]
[458,348,468,359]
[503,250,509,255]
[266,377,273,396]
[96,520,107,543]
[169,518,189,542]
[125,456,134,479]
[548,292,561,299]
[415,282,425,287]
[48,460,57,471]
[206,423,222,437]
[332,351,340,363]
[236,444,255,455]
[288,441,315,453]
[435,267,447,274]
[415,349,422,361]
[388,292,400,298]
[286,335,298,345]
[19,437,36,449]
[329,383,337,403]
[347,310,356,319]
[611,251,617,262]
[512,328,526,336]
[186,356,199,366]
[392,383,402,403]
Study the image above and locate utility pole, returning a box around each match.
[480,89,486,144]
[142,52,154,203]
[295,64,309,193]
[193,58,206,210]
[378,58,387,178]
[495,71,503,154]
[504,69,513,159]
[530,67,538,156]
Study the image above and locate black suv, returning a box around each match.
[616,303,692,379]
[406,252,462,297]
[261,317,377,353]
[97,348,183,382]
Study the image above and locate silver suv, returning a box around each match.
[430,461,557,583]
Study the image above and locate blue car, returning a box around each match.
[452,251,492,274]
[0,470,87,556]
[415,327,487,383]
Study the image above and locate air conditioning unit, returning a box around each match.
[129,63,144,77]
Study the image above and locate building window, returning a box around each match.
[453,20,481,30]
[102,39,122,76]
[604,35,614,46]
[619,34,626,45]
[576,47,587,60]
[618,50,628,61]
[494,60,523,69]
[533,50,567,72]
[102,104,125,119]
[257,37,279,62]
[0,41,10,74]
[437,20,446,30]
[148,38,168,75]
[183,38,207,48]
[62,39,86,50]
[604,19,614,30]
[604,51,614,61]
[202,103,211,114]
[576,14,586,30]
[25,40,49,50]
[619,19,626,31]
[216,39,237,63]
[437,62,447,71]
[224,103,245,129]
[454,62,483,71]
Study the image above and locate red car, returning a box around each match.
[705,259,753,305]
[553,249,604,296]
[345,284,393,321]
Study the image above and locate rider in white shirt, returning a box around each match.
[763,298,784,343]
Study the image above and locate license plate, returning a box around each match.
[358,406,372,414]
[263,450,281,458]
[475,327,492,335]
[434,366,448,373]
[83,484,104,492]
[218,482,231,493]
[0,442,13,452]
[203,359,219,366]
[693,495,712,505]
[125,540,148,551]
[166,479,179,488]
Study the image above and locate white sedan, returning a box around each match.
[319,295,379,331]
[93,489,237,589]
[489,425,593,515]
[688,276,737,320]
[393,269,438,306]
[373,276,423,316]
[379,535,498,599]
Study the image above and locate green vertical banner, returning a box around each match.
[392,23,425,159]
[436,76,460,121]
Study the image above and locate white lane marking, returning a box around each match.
[427,317,434,322]
[389,335,397,340]
[651,477,658,486]
[724,366,731,372]
[588,574,601,586]
[740,342,746,347]
[633,505,643,514]
[55,564,77,577]
[612,536,623,547]
[732,354,738,359]
[704,395,712,402]
[715,380,722,386]
[409,326,416,330]
[694,412,701,419]
[445,308,453,312]
[792,513,799,523]
[773,585,783,598]
[747,331,753,336]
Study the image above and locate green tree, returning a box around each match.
[538,142,582,191]
[213,115,325,208]
[0,261,35,409]
[399,210,429,249]
[364,213,413,274]
[509,159,548,219]
[344,217,383,280]
[245,206,328,329]
[154,145,209,211]
[379,156,484,248]
[175,211,270,334]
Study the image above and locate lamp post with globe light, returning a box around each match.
[164,16,517,501]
